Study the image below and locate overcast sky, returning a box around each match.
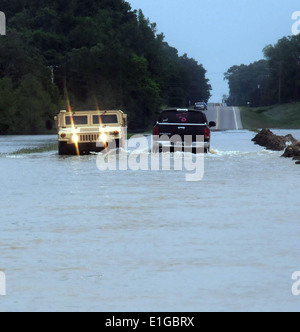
[129,0,300,102]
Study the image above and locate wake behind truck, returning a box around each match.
[55,110,127,155]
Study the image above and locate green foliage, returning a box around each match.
[13,74,58,134]
[225,34,300,108]
[224,60,270,107]
[0,0,211,133]
[263,35,300,104]
[0,77,15,134]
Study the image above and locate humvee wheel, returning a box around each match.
[58,142,70,155]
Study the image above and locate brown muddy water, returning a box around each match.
[0,130,300,312]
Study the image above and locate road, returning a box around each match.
[206,105,243,130]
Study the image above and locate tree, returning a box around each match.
[225,34,300,107]
[264,35,300,104]
[0,0,212,133]
[224,60,270,107]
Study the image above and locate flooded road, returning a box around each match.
[0,130,300,312]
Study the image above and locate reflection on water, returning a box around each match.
[0,130,300,312]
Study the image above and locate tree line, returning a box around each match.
[0,0,211,134]
[224,34,300,107]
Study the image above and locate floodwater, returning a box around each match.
[0,130,300,312]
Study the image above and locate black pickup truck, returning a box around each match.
[153,108,216,153]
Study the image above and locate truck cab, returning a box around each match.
[55,110,127,155]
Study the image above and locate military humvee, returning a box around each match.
[55,110,127,155]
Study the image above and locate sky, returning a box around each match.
[129,0,300,102]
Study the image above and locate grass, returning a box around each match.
[9,131,151,155]
[240,102,300,129]
[13,143,58,155]
[10,132,150,155]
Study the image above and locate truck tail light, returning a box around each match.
[153,125,159,136]
[204,127,210,140]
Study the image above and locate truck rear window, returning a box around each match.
[93,115,118,124]
[159,111,207,124]
[65,116,88,125]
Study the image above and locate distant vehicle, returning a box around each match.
[153,108,216,153]
[194,102,208,111]
[55,110,127,155]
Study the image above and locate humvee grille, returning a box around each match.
[80,134,99,142]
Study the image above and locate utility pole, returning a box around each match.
[258,84,261,107]
[48,65,58,84]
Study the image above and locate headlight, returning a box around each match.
[72,134,79,143]
[100,133,108,142]
[60,133,66,138]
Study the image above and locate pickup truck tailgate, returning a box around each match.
[158,123,206,140]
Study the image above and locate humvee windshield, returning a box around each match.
[93,115,118,124]
[65,116,88,125]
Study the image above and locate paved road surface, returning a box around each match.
[206,105,243,130]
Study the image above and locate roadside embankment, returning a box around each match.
[252,129,300,164]
[240,103,300,129]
